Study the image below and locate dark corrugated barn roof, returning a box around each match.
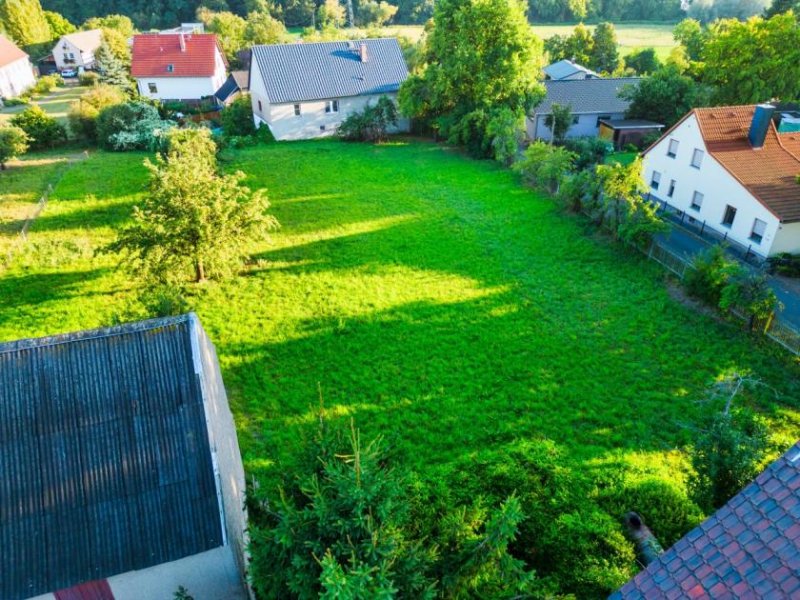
[0,315,224,600]
[251,38,409,104]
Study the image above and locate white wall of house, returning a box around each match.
[643,113,785,257]
[137,50,227,101]
[527,111,626,142]
[771,222,800,255]
[0,56,35,98]
[25,547,246,600]
[53,38,97,71]
[250,62,408,140]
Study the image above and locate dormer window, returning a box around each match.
[167,64,174,73]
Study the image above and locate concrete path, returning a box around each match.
[655,225,800,330]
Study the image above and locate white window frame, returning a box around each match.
[667,139,679,158]
[325,100,339,113]
[750,218,767,244]
[691,148,704,169]
[650,170,661,190]
[690,191,703,211]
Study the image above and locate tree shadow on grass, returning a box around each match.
[0,268,108,311]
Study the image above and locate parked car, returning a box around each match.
[60,68,77,78]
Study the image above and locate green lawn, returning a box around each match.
[0,85,83,125]
[1,140,798,483]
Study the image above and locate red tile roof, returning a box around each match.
[0,34,28,69]
[610,441,800,599]
[651,106,800,223]
[131,33,225,78]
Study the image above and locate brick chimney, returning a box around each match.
[179,32,186,52]
[359,43,368,63]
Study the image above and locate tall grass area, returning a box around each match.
[1,140,798,595]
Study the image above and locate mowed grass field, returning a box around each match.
[1,139,798,491]
[0,85,83,125]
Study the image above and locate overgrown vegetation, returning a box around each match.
[338,96,398,142]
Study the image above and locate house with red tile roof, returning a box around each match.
[643,104,800,258]
[610,441,800,599]
[0,34,35,100]
[131,33,228,103]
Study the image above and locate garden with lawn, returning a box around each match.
[1,138,799,596]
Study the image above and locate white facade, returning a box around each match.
[527,111,626,142]
[53,31,102,71]
[643,113,799,257]
[0,55,35,98]
[249,60,409,140]
[136,49,227,102]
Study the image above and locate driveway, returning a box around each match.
[655,225,800,330]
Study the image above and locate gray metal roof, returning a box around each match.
[533,77,642,115]
[251,38,409,104]
[0,315,224,600]
[599,118,664,129]
[543,59,598,80]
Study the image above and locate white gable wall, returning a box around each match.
[527,111,626,142]
[53,37,97,70]
[643,113,785,257]
[0,56,35,98]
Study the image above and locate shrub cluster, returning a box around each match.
[338,96,398,142]
[96,101,175,151]
[9,106,66,149]
[68,84,127,142]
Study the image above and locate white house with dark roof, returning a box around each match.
[543,59,599,81]
[643,104,800,258]
[249,38,410,140]
[527,77,642,142]
[0,314,248,600]
[0,34,35,99]
[52,29,103,72]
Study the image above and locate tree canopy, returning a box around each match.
[621,66,710,128]
[0,0,52,45]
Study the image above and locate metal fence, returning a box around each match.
[641,237,800,356]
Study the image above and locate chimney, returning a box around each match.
[748,103,775,149]
[179,32,186,52]
[359,43,368,63]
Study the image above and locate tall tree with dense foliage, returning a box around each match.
[544,22,593,65]
[95,41,131,88]
[620,66,709,128]
[590,21,620,73]
[43,9,74,36]
[673,17,706,63]
[624,47,661,74]
[0,125,29,170]
[107,128,278,283]
[399,0,544,158]
[0,0,52,44]
[244,10,290,45]
[197,8,247,58]
[702,12,800,104]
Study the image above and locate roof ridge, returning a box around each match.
[251,37,399,50]
[0,313,194,355]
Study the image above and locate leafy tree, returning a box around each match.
[702,12,800,104]
[486,106,524,164]
[590,21,620,73]
[316,0,346,27]
[399,0,545,158]
[689,0,770,22]
[107,128,278,283]
[546,23,594,65]
[221,94,257,137]
[690,410,768,512]
[0,0,52,45]
[514,141,576,194]
[84,15,135,63]
[357,0,398,25]
[68,84,127,141]
[339,96,399,142]
[9,106,66,149]
[624,47,661,75]
[766,0,800,16]
[673,17,706,63]
[620,66,709,128]
[684,245,737,305]
[197,7,247,58]
[544,102,572,145]
[43,9,74,36]
[96,101,174,151]
[244,10,290,45]
[95,41,132,89]
[564,135,613,170]
[0,125,29,169]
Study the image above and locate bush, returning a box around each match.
[564,136,613,171]
[690,410,768,512]
[9,106,66,149]
[1,97,29,107]
[68,84,127,141]
[0,125,30,169]
[684,245,736,305]
[79,71,101,86]
[767,252,800,277]
[29,74,63,95]
[719,271,780,330]
[338,96,399,142]
[96,101,175,151]
[514,141,577,194]
[486,107,524,165]
[220,95,256,137]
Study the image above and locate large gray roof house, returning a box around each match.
[249,38,410,141]
[0,314,248,600]
[527,77,642,142]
